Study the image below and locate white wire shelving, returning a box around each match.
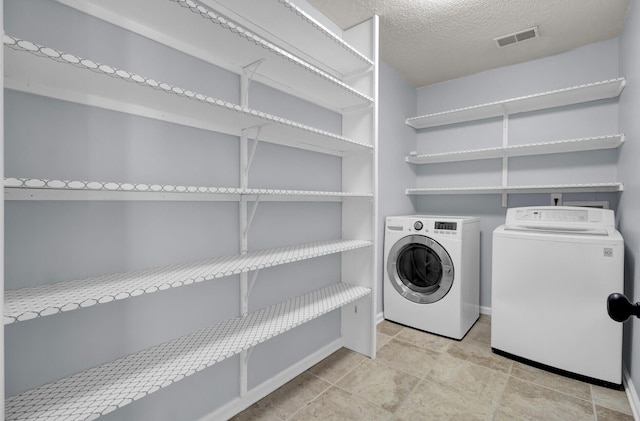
[56,0,372,112]
[4,239,372,325]
[3,178,373,202]
[406,78,626,129]
[3,0,379,418]
[406,183,624,196]
[3,36,372,156]
[198,0,373,76]
[405,78,625,202]
[5,282,370,421]
[406,134,625,164]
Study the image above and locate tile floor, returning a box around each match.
[231,316,634,420]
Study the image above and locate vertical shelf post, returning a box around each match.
[1,1,5,415]
[239,71,251,398]
[340,15,378,358]
[238,64,266,398]
[501,111,509,207]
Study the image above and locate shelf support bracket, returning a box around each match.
[247,270,259,299]
[342,101,373,114]
[240,58,266,108]
[241,125,264,187]
[342,65,374,81]
[243,196,261,241]
[241,269,260,316]
[240,347,255,397]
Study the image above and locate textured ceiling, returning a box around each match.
[305,0,631,87]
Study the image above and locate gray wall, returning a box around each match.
[4,0,345,418]
[619,0,640,408]
[413,38,622,309]
[377,61,417,315]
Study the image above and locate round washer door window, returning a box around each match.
[387,235,454,304]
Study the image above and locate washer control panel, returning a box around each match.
[515,208,589,222]
[505,206,614,230]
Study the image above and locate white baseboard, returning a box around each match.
[376,311,384,325]
[623,366,640,421]
[198,338,343,421]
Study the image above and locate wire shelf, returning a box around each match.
[406,182,624,195]
[5,282,371,420]
[4,178,373,202]
[55,0,372,111]
[4,35,373,156]
[5,239,372,324]
[406,78,626,129]
[406,134,625,164]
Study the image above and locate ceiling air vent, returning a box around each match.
[495,26,539,48]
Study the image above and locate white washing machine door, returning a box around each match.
[387,235,454,304]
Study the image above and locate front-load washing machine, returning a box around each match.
[384,215,480,339]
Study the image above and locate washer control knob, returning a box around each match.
[414,221,423,231]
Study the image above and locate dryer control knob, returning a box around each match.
[414,221,423,231]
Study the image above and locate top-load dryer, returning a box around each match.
[384,215,480,339]
[492,206,624,386]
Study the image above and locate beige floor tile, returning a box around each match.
[465,317,491,344]
[289,386,392,421]
[376,339,440,377]
[395,327,453,353]
[395,379,494,421]
[492,410,529,420]
[595,405,636,421]
[499,376,594,421]
[229,406,284,421]
[377,331,393,351]
[446,336,512,374]
[426,353,509,406]
[592,384,633,415]
[337,360,420,412]
[377,319,404,337]
[230,372,330,420]
[307,347,367,384]
[509,362,591,401]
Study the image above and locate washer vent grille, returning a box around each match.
[495,26,539,48]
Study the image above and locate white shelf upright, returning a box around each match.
[340,16,379,357]
[1,1,6,417]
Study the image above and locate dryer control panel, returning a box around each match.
[435,221,458,231]
[386,215,479,240]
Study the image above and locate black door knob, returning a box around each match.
[607,293,640,322]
